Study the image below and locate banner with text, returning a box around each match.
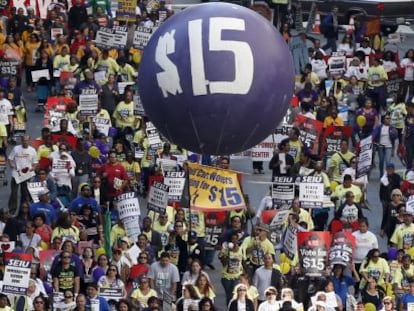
[356,136,373,178]
[329,231,355,267]
[164,171,185,202]
[321,126,352,157]
[293,115,323,155]
[188,162,245,211]
[299,176,324,209]
[204,211,226,250]
[250,135,276,161]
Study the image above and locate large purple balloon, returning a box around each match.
[138,2,294,155]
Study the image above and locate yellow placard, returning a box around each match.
[188,162,245,211]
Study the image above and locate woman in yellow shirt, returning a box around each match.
[24,33,41,92]
[40,39,54,58]
[130,276,157,308]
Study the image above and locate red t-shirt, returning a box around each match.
[102,163,129,198]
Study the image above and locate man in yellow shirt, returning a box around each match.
[366,57,388,111]
[122,151,141,190]
[390,208,414,250]
[328,139,355,184]
[331,174,363,206]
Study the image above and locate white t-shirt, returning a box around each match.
[380,125,392,147]
[0,98,13,125]
[401,58,414,81]
[337,43,354,56]
[352,230,378,263]
[9,145,38,173]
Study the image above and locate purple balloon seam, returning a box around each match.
[138,2,295,155]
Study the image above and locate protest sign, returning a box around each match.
[188,162,245,211]
[50,28,63,41]
[272,176,295,210]
[31,69,50,82]
[283,224,298,260]
[92,117,110,136]
[79,94,98,116]
[146,122,162,150]
[98,288,123,301]
[52,159,70,174]
[294,3,304,32]
[2,253,32,295]
[157,158,177,172]
[133,26,155,50]
[328,52,346,75]
[95,27,115,49]
[118,82,135,95]
[12,168,35,184]
[329,231,355,266]
[133,94,145,116]
[164,171,185,202]
[116,0,137,22]
[250,135,276,161]
[293,115,323,155]
[297,231,330,277]
[113,26,128,49]
[269,210,290,246]
[385,76,404,99]
[320,126,353,157]
[27,182,48,203]
[147,181,169,214]
[204,211,226,250]
[163,291,174,311]
[0,60,20,77]
[356,136,373,178]
[299,176,325,209]
[0,242,15,253]
[117,192,141,242]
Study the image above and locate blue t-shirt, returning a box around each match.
[69,196,100,214]
[401,292,414,309]
[30,202,58,225]
[331,275,355,307]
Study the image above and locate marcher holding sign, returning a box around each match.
[164,171,185,202]
[188,162,245,211]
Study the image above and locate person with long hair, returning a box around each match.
[228,283,255,311]
[33,213,53,249]
[359,249,390,290]
[195,273,216,301]
[182,259,210,285]
[130,275,157,309]
[381,189,405,239]
[92,254,110,283]
[97,264,127,299]
[199,297,217,311]
[361,277,385,309]
[381,296,396,311]
[80,247,96,292]
[176,283,201,311]
[32,295,48,311]
[116,299,132,311]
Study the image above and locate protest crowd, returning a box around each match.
[0,0,414,311]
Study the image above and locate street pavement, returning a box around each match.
[1,22,413,310]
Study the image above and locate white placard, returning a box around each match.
[164,171,185,202]
[156,158,177,172]
[0,242,15,253]
[250,135,276,161]
[27,182,48,203]
[147,181,169,214]
[94,71,106,82]
[79,94,98,116]
[118,82,135,95]
[31,69,50,82]
[113,26,128,49]
[283,224,298,260]
[98,288,123,301]
[2,254,32,295]
[299,176,324,209]
[52,159,70,174]
[95,27,114,49]
[133,95,145,116]
[146,122,162,149]
[12,169,35,184]
[117,192,141,242]
[356,136,373,179]
[133,26,155,50]
[92,117,110,136]
[50,28,63,41]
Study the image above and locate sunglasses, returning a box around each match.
[238,288,247,292]
[65,296,73,299]
[384,302,392,305]
[108,268,117,271]
[266,292,276,296]
[62,256,71,259]
[139,257,148,259]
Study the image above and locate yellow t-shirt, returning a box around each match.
[368,65,388,88]
[288,140,302,164]
[195,287,216,300]
[332,184,363,204]
[113,101,137,129]
[359,258,390,288]
[130,288,158,307]
[110,224,126,247]
[219,248,244,280]
[389,102,407,129]
[119,63,138,82]
[51,226,79,242]
[241,237,276,265]
[188,210,205,238]
[122,161,141,185]
[0,123,7,147]
[329,151,355,183]
[393,264,414,290]
[287,208,315,230]
[390,224,414,250]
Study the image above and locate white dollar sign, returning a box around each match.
[155,30,183,98]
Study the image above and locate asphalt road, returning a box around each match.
[2,24,414,310]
